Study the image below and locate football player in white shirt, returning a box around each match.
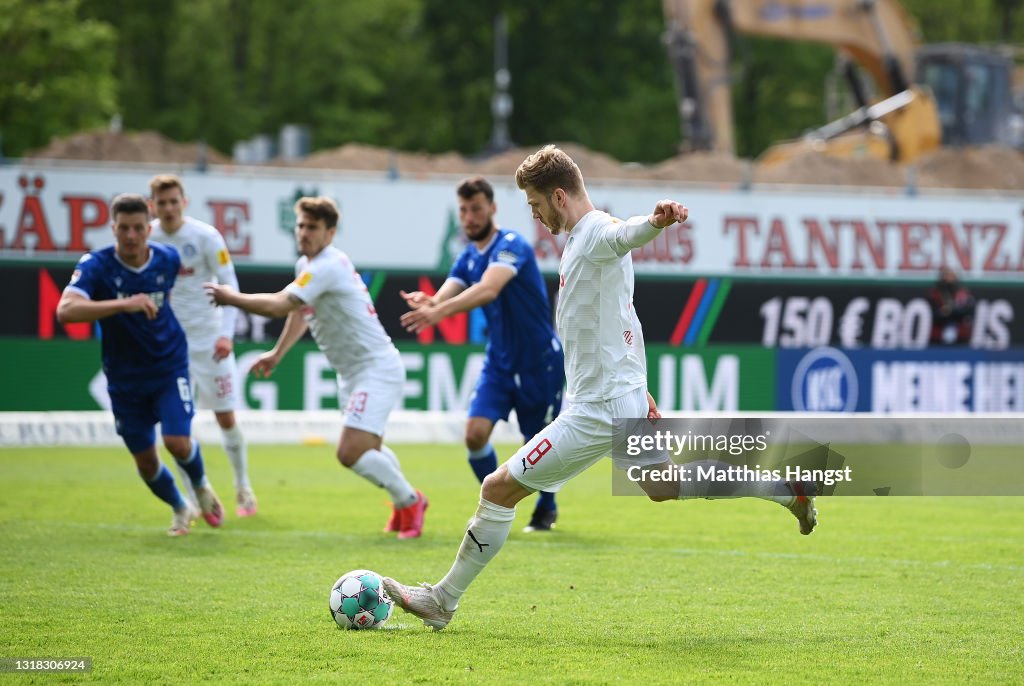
[382,145,818,630]
[204,197,427,539]
[149,175,257,517]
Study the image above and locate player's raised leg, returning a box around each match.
[635,457,818,535]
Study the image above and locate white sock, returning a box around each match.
[221,424,250,490]
[350,449,418,508]
[379,444,401,471]
[677,459,793,505]
[436,499,516,610]
[173,461,198,505]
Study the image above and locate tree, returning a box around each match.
[0,0,118,157]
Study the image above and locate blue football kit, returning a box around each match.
[66,242,193,452]
[449,228,564,440]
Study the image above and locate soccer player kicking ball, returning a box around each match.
[204,197,428,539]
[57,194,225,536]
[382,146,818,629]
[148,174,257,518]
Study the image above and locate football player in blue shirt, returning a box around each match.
[57,193,225,536]
[400,177,565,531]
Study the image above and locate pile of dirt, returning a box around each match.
[25,130,1024,191]
[471,142,644,181]
[914,146,1024,190]
[26,129,229,165]
[289,142,395,172]
[752,150,906,187]
[647,151,748,184]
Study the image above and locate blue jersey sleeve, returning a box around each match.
[488,232,533,275]
[65,253,102,299]
[449,248,471,286]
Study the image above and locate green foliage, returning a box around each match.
[731,39,835,158]
[0,0,118,156]
[503,0,679,163]
[8,0,1023,162]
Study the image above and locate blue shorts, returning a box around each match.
[468,351,565,441]
[108,369,194,453]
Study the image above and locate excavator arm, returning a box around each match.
[663,0,925,156]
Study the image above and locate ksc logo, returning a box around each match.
[791,347,858,412]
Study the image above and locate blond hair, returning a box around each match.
[514,145,584,196]
[148,174,185,197]
[294,196,340,229]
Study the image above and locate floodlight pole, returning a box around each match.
[487,11,513,154]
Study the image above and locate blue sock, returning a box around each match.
[536,490,556,511]
[144,464,187,510]
[176,441,209,489]
[468,443,497,484]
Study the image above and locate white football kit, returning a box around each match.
[150,217,240,411]
[507,211,667,492]
[285,245,404,436]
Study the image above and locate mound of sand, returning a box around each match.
[26,130,1024,191]
[752,150,906,187]
[26,129,228,165]
[914,145,1024,191]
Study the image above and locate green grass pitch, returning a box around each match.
[1,444,1022,684]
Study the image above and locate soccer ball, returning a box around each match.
[329,569,394,630]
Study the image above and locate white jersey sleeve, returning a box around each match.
[577,214,663,261]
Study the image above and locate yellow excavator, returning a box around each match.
[662,0,1022,165]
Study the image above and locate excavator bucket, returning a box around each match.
[758,86,941,167]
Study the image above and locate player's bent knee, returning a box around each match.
[131,450,160,479]
[214,411,236,430]
[464,432,488,452]
[337,442,372,467]
[481,466,531,508]
[163,435,191,460]
[464,420,493,451]
[336,446,359,468]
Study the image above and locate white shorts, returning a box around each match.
[337,353,405,436]
[505,386,665,493]
[189,348,239,412]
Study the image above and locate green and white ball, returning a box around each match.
[330,570,394,630]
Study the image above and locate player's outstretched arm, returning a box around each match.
[205,283,301,319]
[400,278,465,311]
[400,268,512,333]
[250,309,309,377]
[57,291,158,323]
[604,200,690,256]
